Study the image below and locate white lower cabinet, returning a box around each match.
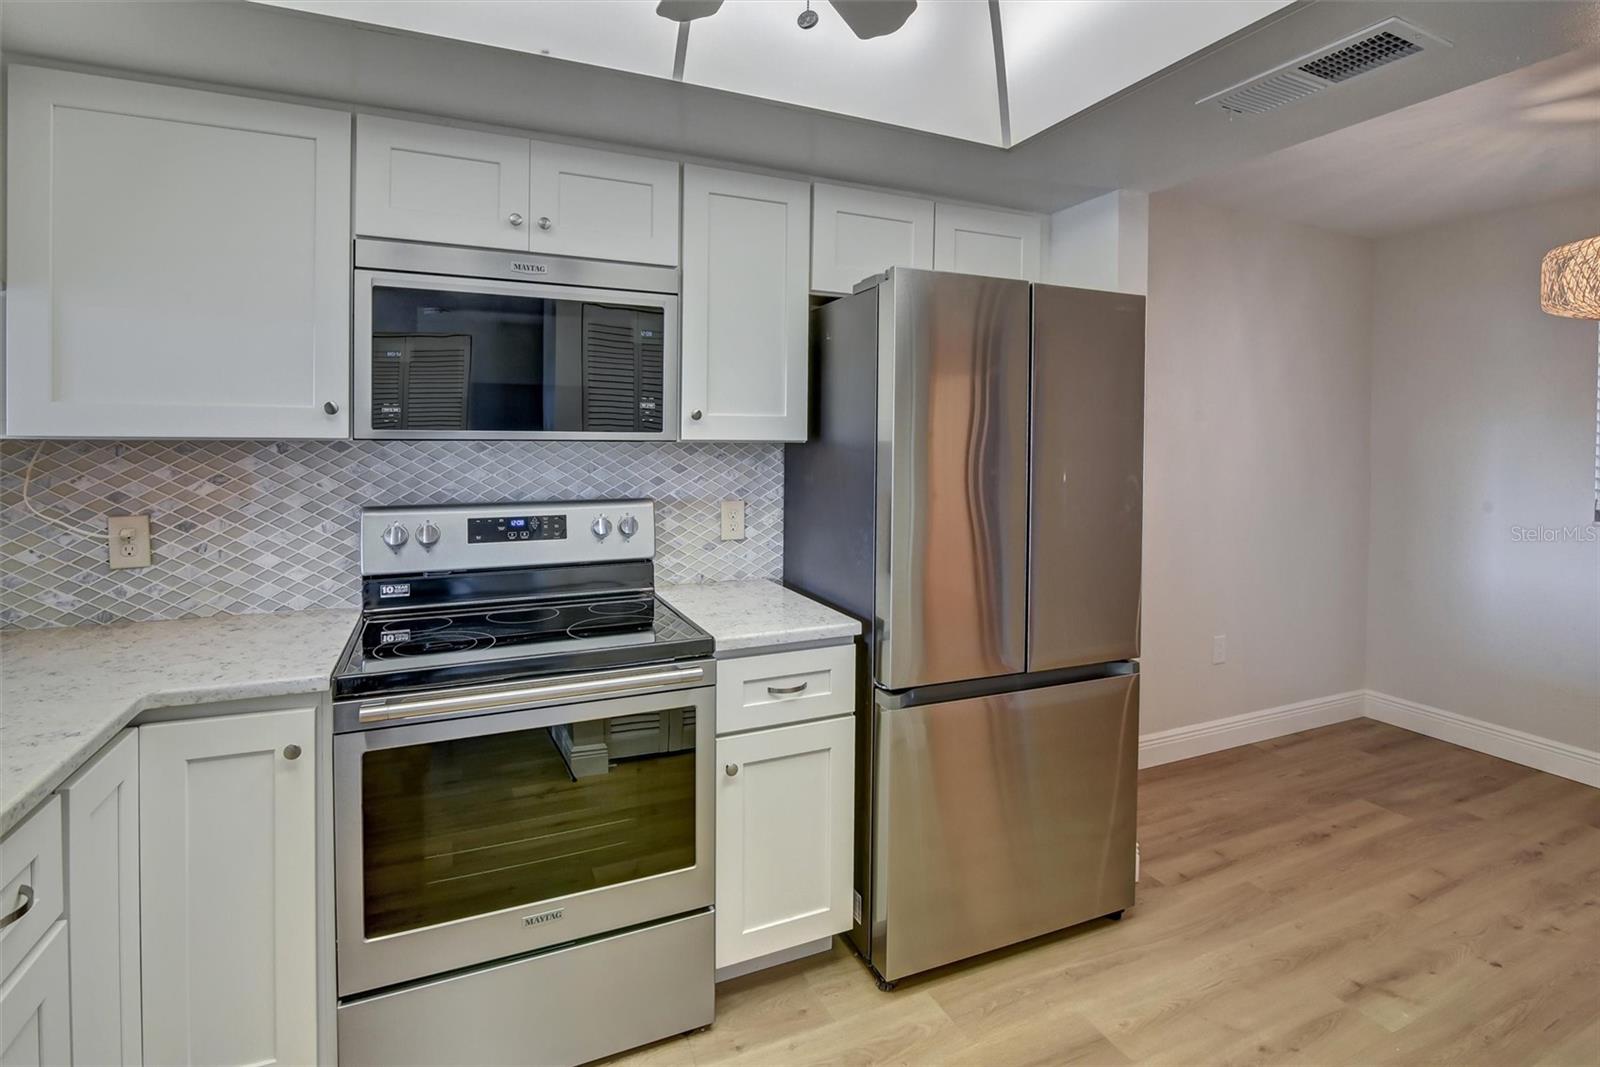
[139,708,317,1067]
[715,714,855,969]
[60,729,141,1066]
[0,922,71,1067]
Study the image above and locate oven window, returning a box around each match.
[370,285,665,434]
[360,706,697,939]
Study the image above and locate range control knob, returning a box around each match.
[591,516,613,540]
[618,514,639,540]
[416,521,441,548]
[380,522,409,551]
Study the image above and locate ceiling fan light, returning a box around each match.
[1540,235,1600,319]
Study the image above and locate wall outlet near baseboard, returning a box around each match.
[108,514,152,569]
[720,499,746,541]
[1212,634,1227,665]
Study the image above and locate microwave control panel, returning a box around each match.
[467,515,568,543]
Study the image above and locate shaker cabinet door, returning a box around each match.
[60,728,143,1066]
[811,183,934,295]
[355,114,532,251]
[715,716,854,968]
[933,203,1044,281]
[0,923,70,1067]
[5,65,352,438]
[140,708,317,1067]
[528,141,680,265]
[681,165,810,442]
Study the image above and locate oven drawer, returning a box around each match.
[716,644,855,735]
[338,910,712,1067]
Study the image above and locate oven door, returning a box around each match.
[334,670,713,996]
[353,269,680,441]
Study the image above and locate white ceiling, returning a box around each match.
[1170,48,1600,236]
[255,0,1292,146]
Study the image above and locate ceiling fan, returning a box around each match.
[656,0,919,40]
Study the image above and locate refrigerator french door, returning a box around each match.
[785,268,1145,983]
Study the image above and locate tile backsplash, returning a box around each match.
[0,439,782,630]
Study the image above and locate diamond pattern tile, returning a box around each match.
[1,439,784,630]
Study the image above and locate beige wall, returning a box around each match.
[1143,194,1373,734]
[1366,193,1600,750]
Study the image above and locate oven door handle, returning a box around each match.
[356,664,707,724]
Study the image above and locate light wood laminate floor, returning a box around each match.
[606,719,1600,1066]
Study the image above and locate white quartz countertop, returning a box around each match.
[1,609,358,837]
[658,579,860,652]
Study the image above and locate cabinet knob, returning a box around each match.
[691,410,703,421]
[283,744,303,761]
[724,763,739,777]
[323,401,340,415]
[537,216,553,231]
[508,213,525,227]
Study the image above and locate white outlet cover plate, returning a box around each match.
[108,514,153,570]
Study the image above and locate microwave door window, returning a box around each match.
[370,284,665,436]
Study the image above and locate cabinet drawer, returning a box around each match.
[716,645,854,734]
[0,797,63,985]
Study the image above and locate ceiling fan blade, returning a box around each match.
[828,0,918,40]
[655,0,725,23]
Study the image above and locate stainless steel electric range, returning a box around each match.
[331,500,715,1067]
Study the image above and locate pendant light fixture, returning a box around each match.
[1539,234,1600,318]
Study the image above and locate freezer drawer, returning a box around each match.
[868,672,1138,981]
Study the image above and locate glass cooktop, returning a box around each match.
[332,592,712,700]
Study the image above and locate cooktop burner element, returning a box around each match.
[331,500,713,701]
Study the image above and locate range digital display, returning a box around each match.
[467,514,567,543]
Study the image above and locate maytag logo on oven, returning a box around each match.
[510,261,549,275]
[523,907,564,927]
[378,582,411,599]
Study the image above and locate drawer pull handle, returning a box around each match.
[767,681,809,697]
[725,763,739,777]
[0,885,34,931]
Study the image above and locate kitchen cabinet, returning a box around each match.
[140,708,317,1067]
[811,184,934,296]
[60,728,142,1067]
[5,65,352,438]
[681,165,811,442]
[528,141,680,265]
[716,715,855,969]
[933,202,1045,280]
[356,115,680,265]
[356,115,531,251]
[0,923,71,1067]
[0,798,62,987]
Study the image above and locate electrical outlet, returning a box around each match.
[720,499,746,541]
[1211,634,1227,665]
[107,514,152,570]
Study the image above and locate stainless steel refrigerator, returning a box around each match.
[784,268,1144,986]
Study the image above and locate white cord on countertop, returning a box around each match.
[21,440,109,542]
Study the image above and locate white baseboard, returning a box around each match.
[1363,691,1600,788]
[1138,691,1365,768]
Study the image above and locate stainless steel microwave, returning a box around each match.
[353,239,680,440]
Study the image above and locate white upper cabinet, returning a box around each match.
[933,203,1045,281]
[5,66,353,439]
[355,116,680,265]
[356,115,531,251]
[811,184,934,295]
[528,141,680,265]
[681,165,810,442]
